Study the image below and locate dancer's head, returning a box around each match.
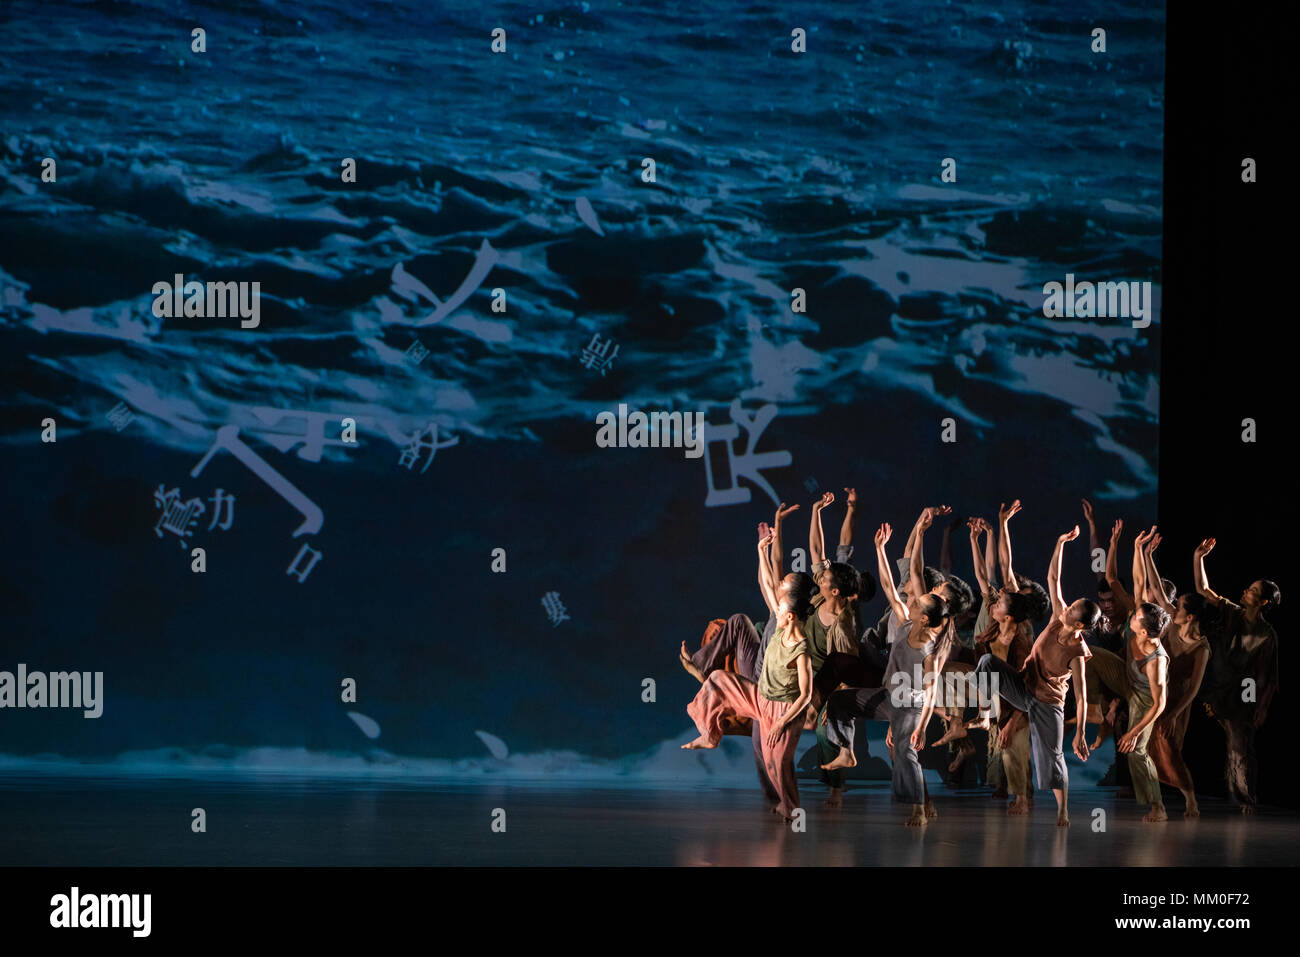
[912,592,956,662]
[903,565,946,602]
[933,573,974,618]
[1130,601,1170,641]
[1063,598,1102,634]
[1159,578,1177,605]
[1173,592,1213,635]
[1242,579,1281,612]
[1096,581,1116,618]
[818,562,860,605]
[778,572,817,628]
[993,579,1051,623]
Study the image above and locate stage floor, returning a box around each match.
[1,774,1295,866]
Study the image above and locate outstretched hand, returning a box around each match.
[843,487,858,509]
[875,523,893,548]
[1081,498,1095,524]
[1194,537,1216,558]
[1110,519,1123,545]
[1059,525,1080,543]
[999,499,1022,523]
[814,491,835,510]
[775,502,800,524]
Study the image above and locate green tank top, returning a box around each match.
[758,628,809,703]
[802,606,830,673]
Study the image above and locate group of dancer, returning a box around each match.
[679,493,1280,827]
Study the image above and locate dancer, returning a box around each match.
[1144,539,1211,817]
[682,566,817,822]
[970,524,1095,826]
[1083,598,1171,822]
[820,522,955,827]
[679,518,792,685]
[973,579,1050,814]
[1194,538,1281,814]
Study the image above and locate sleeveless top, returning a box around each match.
[1127,641,1168,695]
[758,628,809,703]
[883,630,938,709]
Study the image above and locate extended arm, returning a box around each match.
[771,502,798,581]
[1131,526,1152,608]
[757,533,780,617]
[1193,538,1222,605]
[940,516,957,576]
[968,519,992,596]
[998,500,1023,592]
[876,524,909,623]
[1046,527,1078,619]
[1106,519,1135,618]
[1143,533,1175,614]
[809,491,834,569]
[838,487,857,552]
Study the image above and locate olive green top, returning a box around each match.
[758,628,809,703]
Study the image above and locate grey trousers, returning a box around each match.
[824,686,926,805]
[975,654,1068,791]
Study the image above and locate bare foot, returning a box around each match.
[679,643,704,683]
[935,720,968,747]
[1007,796,1030,816]
[1143,804,1168,823]
[820,747,857,771]
[965,714,992,732]
[681,736,717,750]
[1185,801,1200,819]
[924,799,938,819]
[904,805,928,827]
[825,787,843,809]
[1241,804,1256,816]
[1056,812,1070,828]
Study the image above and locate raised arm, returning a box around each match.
[909,505,950,596]
[1082,498,1101,560]
[838,487,858,553]
[770,502,799,581]
[876,523,909,623]
[984,517,998,586]
[940,515,958,576]
[1131,526,1153,608]
[1143,532,1175,614]
[757,531,781,616]
[809,491,834,569]
[1193,538,1222,605]
[968,518,992,596]
[1106,519,1135,618]
[998,500,1023,591]
[1047,525,1079,619]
